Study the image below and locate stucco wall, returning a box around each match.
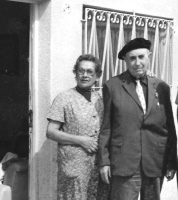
[35,0,178,199]
[49,0,178,95]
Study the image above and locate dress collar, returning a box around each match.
[75,86,91,102]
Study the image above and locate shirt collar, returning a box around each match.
[128,71,147,85]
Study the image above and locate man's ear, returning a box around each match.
[96,77,100,83]
[148,51,152,58]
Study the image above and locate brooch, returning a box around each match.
[154,89,158,98]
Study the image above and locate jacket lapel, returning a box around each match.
[145,76,156,117]
[121,71,143,109]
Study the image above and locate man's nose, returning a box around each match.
[135,58,140,66]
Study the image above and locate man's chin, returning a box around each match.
[134,72,146,79]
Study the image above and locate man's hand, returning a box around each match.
[165,169,176,181]
[100,166,111,184]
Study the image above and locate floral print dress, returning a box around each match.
[47,88,108,200]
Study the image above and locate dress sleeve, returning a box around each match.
[47,93,66,123]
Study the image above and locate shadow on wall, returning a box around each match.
[31,139,58,200]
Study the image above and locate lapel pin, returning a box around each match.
[155,92,158,98]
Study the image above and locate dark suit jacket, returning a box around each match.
[98,70,177,177]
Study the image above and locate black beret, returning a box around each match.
[118,38,151,60]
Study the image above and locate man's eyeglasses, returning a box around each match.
[77,69,96,76]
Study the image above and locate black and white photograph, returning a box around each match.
[0,0,177,200]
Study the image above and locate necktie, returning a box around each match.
[135,80,146,114]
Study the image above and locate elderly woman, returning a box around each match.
[46,54,108,200]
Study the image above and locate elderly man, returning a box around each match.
[98,38,177,200]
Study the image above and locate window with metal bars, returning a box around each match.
[82,5,174,88]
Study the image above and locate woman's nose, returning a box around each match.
[82,71,89,76]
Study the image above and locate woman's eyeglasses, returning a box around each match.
[77,69,95,76]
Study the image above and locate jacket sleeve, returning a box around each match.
[98,83,112,167]
[165,85,177,170]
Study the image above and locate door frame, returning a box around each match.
[7,0,42,3]
[29,4,39,200]
[6,1,40,200]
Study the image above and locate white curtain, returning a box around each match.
[84,8,174,86]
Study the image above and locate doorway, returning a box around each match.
[0,0,30,196]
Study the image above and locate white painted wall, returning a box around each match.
[32,0,178,199]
